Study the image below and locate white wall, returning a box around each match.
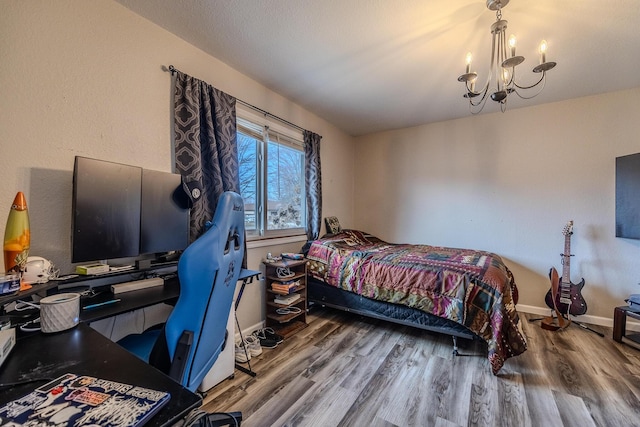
[354,88,640,322]
[0,0,355,330]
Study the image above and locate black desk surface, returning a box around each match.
[0,323,202,426]
[0,281,60,307]
[78,278,180,323]
[0,262,179,308]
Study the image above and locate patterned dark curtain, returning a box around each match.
[303,130,322,242]
[173,71,240,241]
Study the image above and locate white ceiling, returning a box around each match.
[114,0,640,136]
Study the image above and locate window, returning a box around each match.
[237,107,306,239]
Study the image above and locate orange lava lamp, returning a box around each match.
[3,192,31,290]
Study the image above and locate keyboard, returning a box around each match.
[111,277,164,294]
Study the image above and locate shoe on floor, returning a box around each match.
[253,327,283,348]
[235,340,251,363]
[245,335,263,357]
[262,327,284,344]
[253,329,278,348]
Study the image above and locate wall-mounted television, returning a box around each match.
[615,153,640,239]
[71,156,189,264]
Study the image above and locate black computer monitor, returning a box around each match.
[140,169,190,255]
[71,157,142,263]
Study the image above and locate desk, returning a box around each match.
[0,280,60,307]
[79,277,180,323]
[0,323,201,426]
[1,268,257,413]
[0,262,180,310]
[0,271,180,327]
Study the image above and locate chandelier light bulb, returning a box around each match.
[539,40,548,64]
[508,34,517,57]
[502,68,511,85]
[465,52,473,73]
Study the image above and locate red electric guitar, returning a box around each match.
[544,221,588,317]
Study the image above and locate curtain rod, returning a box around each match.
[168,65,313,136]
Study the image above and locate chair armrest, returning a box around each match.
[169,330,193,384]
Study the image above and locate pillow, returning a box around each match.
[324,216,342,234]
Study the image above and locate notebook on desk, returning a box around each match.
[0,373,170,426]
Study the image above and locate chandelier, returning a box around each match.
[457,0,556,113]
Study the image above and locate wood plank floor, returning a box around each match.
[201,307,640,426]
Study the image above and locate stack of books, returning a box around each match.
[271,279,300,295]
[274,293,301,305]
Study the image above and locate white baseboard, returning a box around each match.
[234,320,265,342]
[517,304,640,332]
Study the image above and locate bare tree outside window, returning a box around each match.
[238,125,305,237]
[238,132,257,232]
[267,141,304,230]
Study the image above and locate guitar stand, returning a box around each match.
[571,319,605,337]
[529,314,604,337]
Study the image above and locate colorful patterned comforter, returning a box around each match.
[307,230,527,374]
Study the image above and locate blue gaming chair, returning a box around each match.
[119,191,245,396]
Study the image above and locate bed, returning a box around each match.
[305,229,527,375]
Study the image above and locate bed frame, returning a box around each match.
[307,277,477,355]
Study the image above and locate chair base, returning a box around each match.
[189,411,242,427]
